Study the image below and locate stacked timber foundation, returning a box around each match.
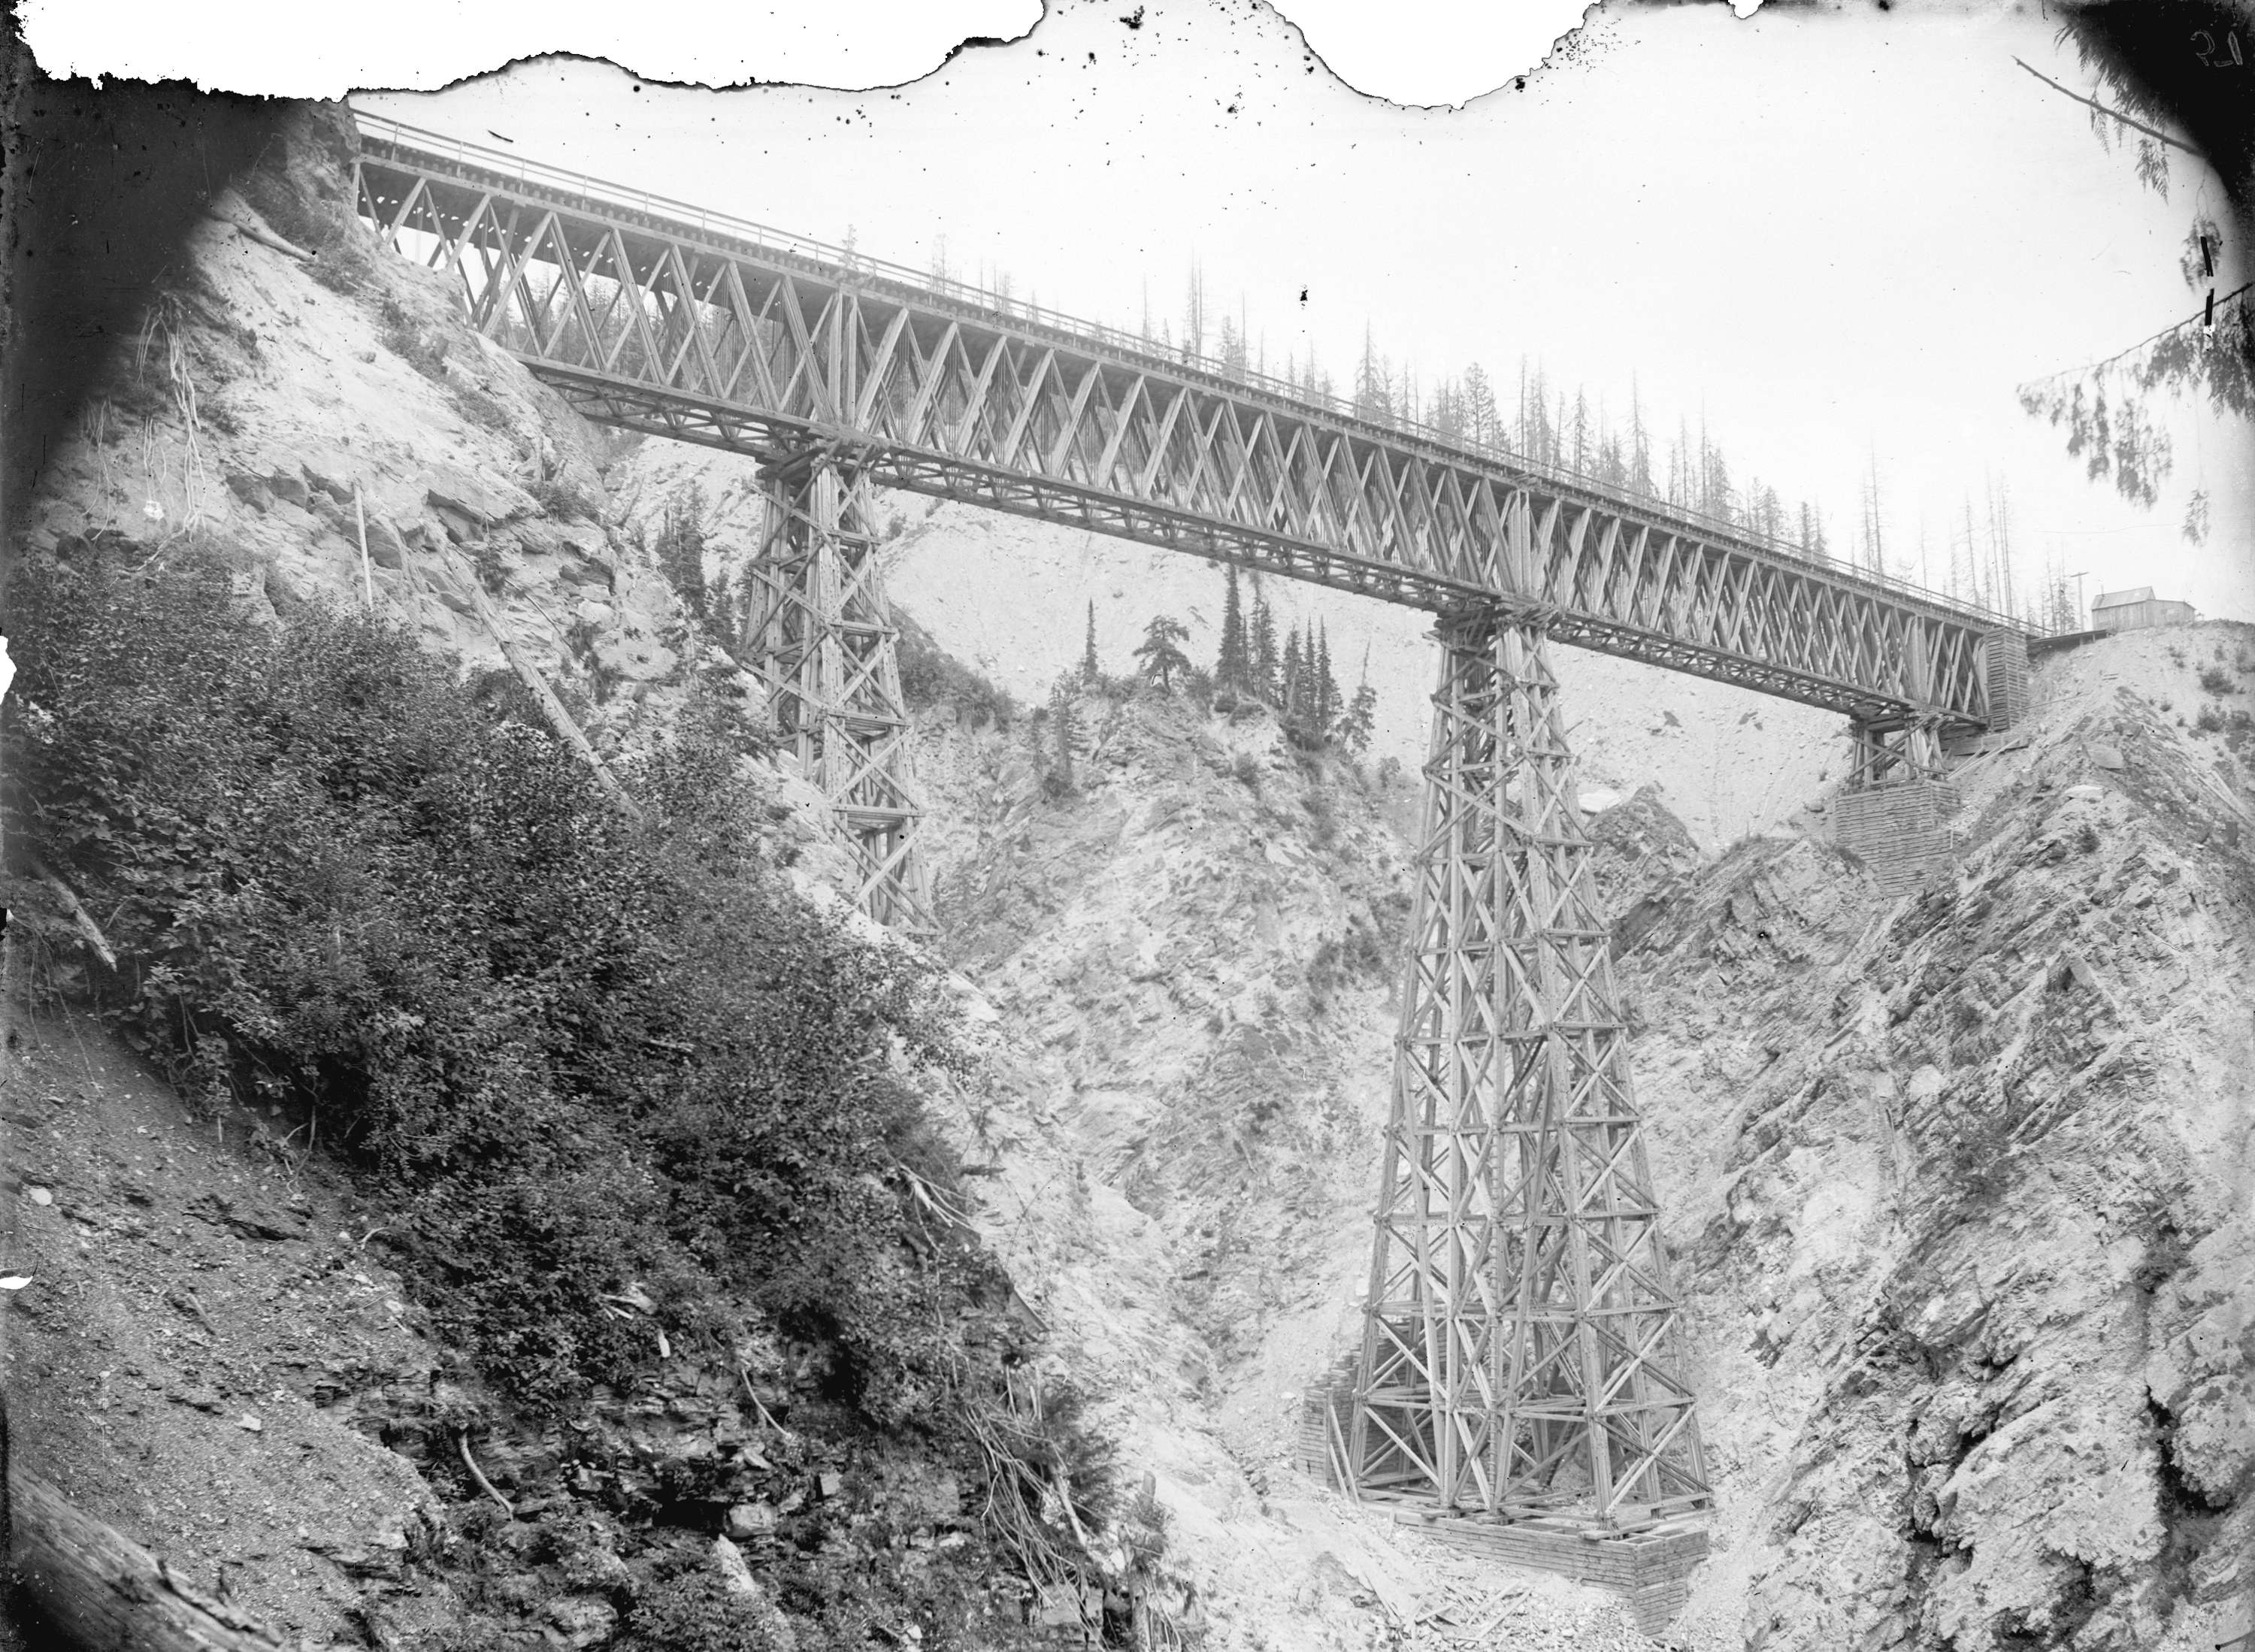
[1980,631,2033,728]
[1398,1511,1709,1637]
[1291,1354,1360,1488]
[1295,1357,1709,1636]
[1833,779,1963,898]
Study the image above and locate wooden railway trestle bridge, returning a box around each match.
[351,113,2036,1578]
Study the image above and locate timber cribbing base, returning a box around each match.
[1394,1511,1709,1638]
[1833,779,1963,899]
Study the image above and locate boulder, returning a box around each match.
[723,1502,777,1541]
[431,505,481,544]
[362,516,407,570]
[543,1596,618,1650]
[425,464,530,528]
[558,558,616,592]
[710,1535,761,1597]
[223,472,273,511]
[266,472,310,508]
[300,464,355,507]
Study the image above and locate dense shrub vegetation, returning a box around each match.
[5,535,1190,1645]
[4,534,1006,1427]
[896,610,1015,728]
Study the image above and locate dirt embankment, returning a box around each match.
[4,1006,443,1648]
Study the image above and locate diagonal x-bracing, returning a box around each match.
[1352,610,1711,1526]
[743,447,932,931]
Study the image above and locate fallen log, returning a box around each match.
[9,1463,286,1650]
[456,564,646,822]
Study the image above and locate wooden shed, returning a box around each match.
[2091,586,2199,632]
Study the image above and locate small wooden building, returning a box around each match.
[2091,586,2198,632]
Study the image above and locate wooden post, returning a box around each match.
[10,1465,285,1649]
[353,484,373,612]
[459,567,643,822]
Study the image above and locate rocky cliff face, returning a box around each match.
[1618,625,2255,1652]
[20,107,863,904]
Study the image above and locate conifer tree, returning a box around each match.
[1628,378,1656,496]
[1081,601,1100,685]
[1337,643,1379,755]
[1798,501,1830,561]
[1134,615,1192,692]
[1218,566,1251,692]
[1355,327,1393,425]
[1282,626,1304,720]
[1049,676,1078,794]
[1463,362,1500,449]
[1316,622,1339,731]
[1251,589,1279,703]
[1217,313,1248,376]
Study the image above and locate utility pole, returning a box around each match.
[2072,570,2090,628]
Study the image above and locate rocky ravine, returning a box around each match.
[13,96,2253,1652]
[10,101,1672,1652]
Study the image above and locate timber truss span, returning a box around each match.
[350,114,2039,1562]
[352,116,2030,736]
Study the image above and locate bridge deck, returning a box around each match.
[350,114,2033,728]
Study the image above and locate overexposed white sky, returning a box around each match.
[344,0,2251,622]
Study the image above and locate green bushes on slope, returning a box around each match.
[2,534,1003,1424]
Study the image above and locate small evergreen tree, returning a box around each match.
[1216,564,1249,691]
[1463,361,1500,449]
[1216,313,1249,377]
[1282,626,1304,720]
[1081,600,1100,685]
[655,483,710,621]
[1627,378,1656,496]
[1251,590,1279,703]
[1315,622,1339,731]
[1354,326,1394,425]
[1337,679,1378,755]
[1332,642,1377,754]
[1048,676,1078,795]
[1134,615,1192,692]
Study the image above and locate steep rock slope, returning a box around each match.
[1615,624,2255,1652]
[17,110,858,894]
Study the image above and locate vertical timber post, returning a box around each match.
[743,449,931,932]
[1351,607,1711,1527]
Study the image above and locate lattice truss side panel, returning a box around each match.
[350,145,2017,729]
[743,455,931,931]
[1351,612,1712,1526]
